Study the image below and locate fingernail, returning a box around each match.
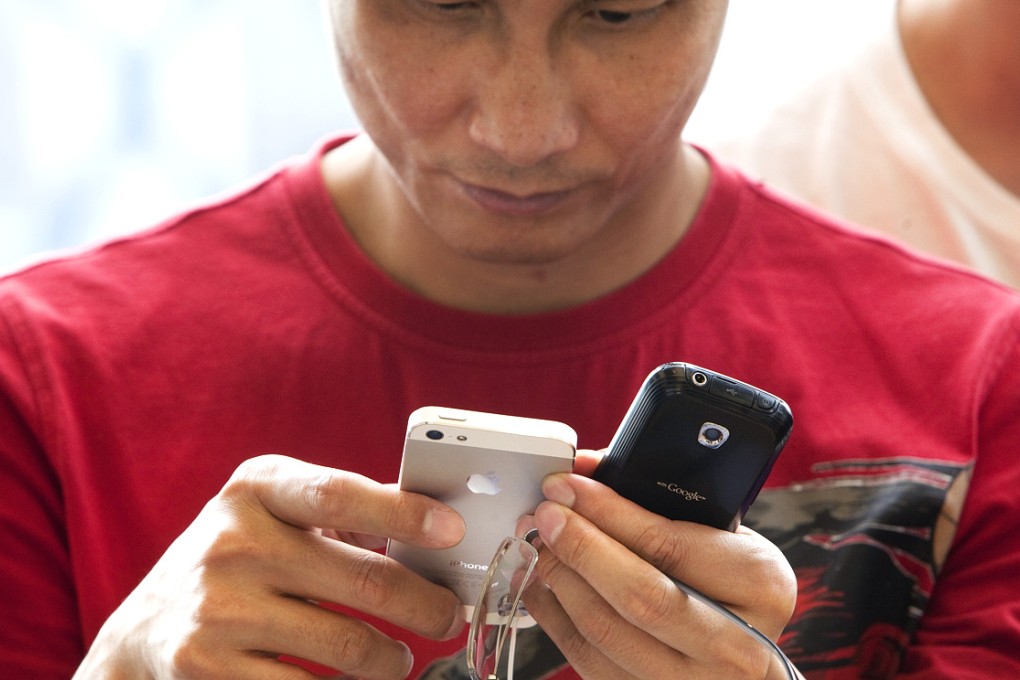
[515,516,545,549]
[399,641,414,677]
[444,607,467,639]
[515,514,536,536]
[423,507,465,546]
[542,474,576,508]
[535,502,567,545]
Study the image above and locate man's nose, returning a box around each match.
[467,45,581,168]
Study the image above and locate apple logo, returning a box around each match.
[466,472,502,496]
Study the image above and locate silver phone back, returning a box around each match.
[388,408,576,620]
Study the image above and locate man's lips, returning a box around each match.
[459,181,577,218]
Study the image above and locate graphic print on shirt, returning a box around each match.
[745,457,971,679]
[416,457,971,680]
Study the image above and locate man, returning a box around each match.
[709,0,1020,287]
[1,1,1018,678]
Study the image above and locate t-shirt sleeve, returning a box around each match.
[899,311,1020,676]
[0,296,84,677]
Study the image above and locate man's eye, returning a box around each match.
[586,2,669,27]
[411,0,486,21]
[594,10,636,24]
[423,1,477,12]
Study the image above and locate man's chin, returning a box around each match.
[459,243,573,268]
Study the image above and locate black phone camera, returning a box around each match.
[594,363,793,531]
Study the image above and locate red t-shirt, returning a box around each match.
[2,136,1019,678]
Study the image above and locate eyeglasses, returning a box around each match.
[466,532,540,680]
[465,530,798,680]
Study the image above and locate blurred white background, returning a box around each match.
[0,0,894,273]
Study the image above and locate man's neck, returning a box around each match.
[321,136,710,315]
[898,0,1020,195]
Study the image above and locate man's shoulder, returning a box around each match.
[2,160,305,296]
[0,135,358,295]
[724,165,1020,319]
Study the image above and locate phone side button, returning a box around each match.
[754,392,779,413]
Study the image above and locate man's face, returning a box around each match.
[327,0,727,267]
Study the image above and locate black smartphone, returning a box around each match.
[594,363,793,531]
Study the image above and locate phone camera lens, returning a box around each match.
[698,422,730,449]
[692,372,709,387]
[426,429,444,441]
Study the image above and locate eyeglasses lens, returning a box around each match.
[467,536,539,680]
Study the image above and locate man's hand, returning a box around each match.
[522,459,798,680]
[74,454,466,680]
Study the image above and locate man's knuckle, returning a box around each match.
[388,491,422,532]
[560,526,601,569]
[200,522,268,571]
[329,623,376,672]
[633,524,689,574]
[576,609,621,649]
[622,576,676,628]
[537,551,573,587]
[345,551,395,609]
[410,585,461,639]
[230,454,285,484]
[220,455,289,509]
[739,544,798,627]
[710,635,773,679]
[558,626,597,666]
[302,471,352,514]
[167,630,218,678]
[772,555,799,622]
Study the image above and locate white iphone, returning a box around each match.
[387,407,577,624]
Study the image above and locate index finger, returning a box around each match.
[222,454,465,548]
[540,472,775,575]
[536,473,796,628]
[572,449,604,477]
